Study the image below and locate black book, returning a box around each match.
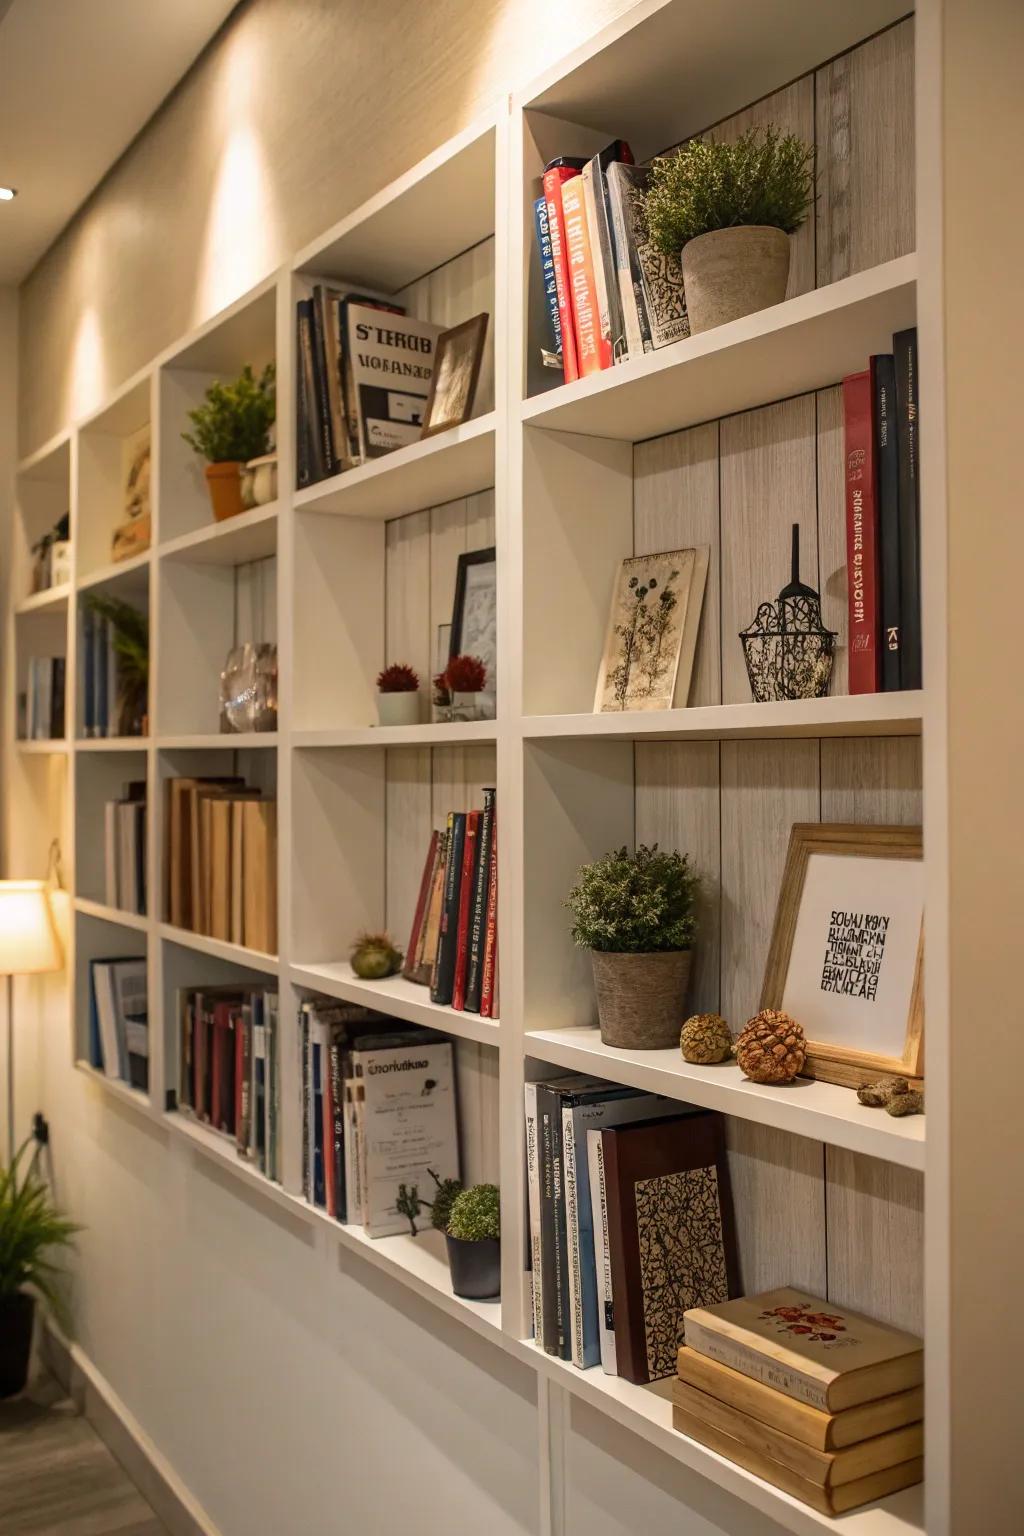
[463,788,496,1013]
[893,327,922,689]
[430,812,466,1006]
[873,354,902,691]
[536,1077,612,1359]
[310,285,338,477]
[296,300,323,485]
[50,656,65,739]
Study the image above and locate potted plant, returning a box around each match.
[641,126,815,334]
[445,654,487,722]
[376,663,421,727]
[182,362,276,522]
[84,594,148,736]
[395,1169,463,1237]
[567,843,699,1050]
[350,930,403,979]
[445,1183,500,1300]
[0,1140,78,1398]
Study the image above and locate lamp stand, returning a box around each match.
[6,973,13,1166]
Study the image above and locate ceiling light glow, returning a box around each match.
[0,187,17,201]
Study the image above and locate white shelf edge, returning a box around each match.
[289,962,501,1047]
[525,1027,924,1171]
[155,733,278,750]
[158,923,280,974]
[75,736,149,753]
[15,582,72,615]
[74,1060,156,1118]
[76,550,152,591]
[293,412,496,517]
[158,501,279,563]
[522,692,925,743]
[74,897,150,933]
[16,739,69,755]
[292,720,499,749]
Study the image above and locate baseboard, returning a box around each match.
[40,1325,222,1536]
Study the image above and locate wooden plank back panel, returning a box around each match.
[824,1149,924,1335]
[815,385,849,696]
[397,237,496,419]
[724,1119,827,1299]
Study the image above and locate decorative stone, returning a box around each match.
[856,1075,910,1108]
[735,1009,806,1084]
[886,1090,925,1117]
[680,1013,733,1064]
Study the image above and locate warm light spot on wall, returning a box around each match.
[196,123,279,318]
[68,305,106,424]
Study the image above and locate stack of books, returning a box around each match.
[177,985,280,1181]
[296,287,444,485]
[533,141,688,383]
[88,957,148,1090]
[22,655,65,740]
[104,780,146,915]
[403,790,498,1017]
[165,776,277,953]
[299,998,459,1238]
[675,1288,924,1515]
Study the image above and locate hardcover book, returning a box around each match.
[683,1288,923,1412]
[872,353,902,691]
[843,368,882,693]
[894,327,922,689]
[344,304,443,460]
[542,159,586,382]
[532,194,562,368]
[560,175,607,375]
[606,162,688,355]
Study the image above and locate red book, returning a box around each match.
[543,165,582,383]
[234,1010,245,1140]
[843,367,881,693]
[403,829,439,982]
[451,811,481,1012]
[480,821,499,1019]
[561,175,609,375]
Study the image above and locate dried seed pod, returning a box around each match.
[857,1075,910,1108]
[735,1009,806,1084]
[886,1090,924,1117]
[680,1013,733,1064]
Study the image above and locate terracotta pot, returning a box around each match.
[377,690,420,727]
[205,461,245,522]
[0,1290,34,1399]
[590,949,692,1050]
[681,226,790,334]
[446,1235,500,1300]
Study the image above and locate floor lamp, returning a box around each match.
[0,881,63,1164]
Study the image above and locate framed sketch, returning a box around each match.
[450,547,496,715]
[594,547,709,712]
[421,314,488,438]
[761,824,924,1088]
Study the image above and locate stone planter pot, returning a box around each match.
[0,1290,34,1399]
[377,689,420,727]
[446,1235,500,1300]
[681,226,790,334]
[590,949,692,1050]
[205,461,246,522]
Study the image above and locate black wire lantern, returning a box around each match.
[739,523,836,702]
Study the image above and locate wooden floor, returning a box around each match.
[0,1375,168,1536]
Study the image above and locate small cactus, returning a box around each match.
[350,930,402,980]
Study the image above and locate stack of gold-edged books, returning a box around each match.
[676,1288,924,1516]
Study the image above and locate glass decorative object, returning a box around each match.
[220,642,278,732]
[739,524,836,702]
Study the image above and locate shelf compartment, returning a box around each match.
[158,502,278,566]
[157,555,276,736]
[73,746,148,911]
[293,721,498,750]
[523,693,924,743]
[16,583,71,616]
[76,374,152,582]
[522,257,915,443]
[73,907,149,1082]
[75,1060,154,1117]
[74,897,149,935]
[294,415,496,521]
[526,1026,923,1170]
[291,962,499,1047]
[158,922,278,975]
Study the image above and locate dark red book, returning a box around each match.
[403,829,440,982]
[543,163,584,383]
[211,1001,235,1133]
[451,811,481,1011]
[479,818,499,1019]
[234,1008,245,1140]
[843,369,881,694]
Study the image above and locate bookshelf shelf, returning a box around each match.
[155,733,277,750]
[158,502,279,566]
[16,739,69,755]
[521,257,916,441]
[74,897,150,934]
[294,413,496,521]
[75,737,149,753]
[290,962,500,1047]
[525,1026,925,1171]
[16,583,71,616]
[292,720,499,750]
[76,550,151,594]
[522,692,924,744]
[158,923,279,975]
[74,1060,154,1118]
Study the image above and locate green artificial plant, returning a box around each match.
[641,125,815,255]
[566,843,699,954]
[182,363,276,464]
[395,1169,464,1238]
[447,1183,500,1243]
[0,1139,79,1328]
[84,593,148,735]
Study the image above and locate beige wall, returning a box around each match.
[17,0,635,453]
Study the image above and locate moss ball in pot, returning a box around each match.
[445,1184,500,1300]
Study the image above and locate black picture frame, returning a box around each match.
[449,546,497,704]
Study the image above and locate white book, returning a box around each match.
[104,802,119,908]
[524,1083,543,1341]
[344,304,444,460]
[354,1039,459,1238]
[581,159,613,366]
[253,1016,266,1170]
[112,960,147,1080]
[587,1128,616,1374]
[92,963,123,1080]
[118,803,134,914]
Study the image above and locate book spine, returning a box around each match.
[295,302,311,489]
[562,1103,587,1368]
[479,815,499,1018]
[607,166,651,356]
[237,1008,252,1153]
[533,195,562,366]
[300,1006,311,1199]
[543,167,580,383]
[536,1085,562,1355]
[581,161,614,369]
[329,1039,346,1220]
[312,1037,325,1207]
[266,994,277,1181]
[430,812,465,1006]
[524,1082,543,1341]
[561,175,609,375]
[683,1318,830,1411]
[873,354,902,691]
[298,301,324,483]
[403,828,439,982]
[588,1130,617,1374]
[322,1031,335,1214]
[594,164,627,362]
[464,789,495,1012]
[51,657,65,739]
[451,810,480,1011]
[310,286,337,476]
[894,327,922,689]
[843,370,881,694]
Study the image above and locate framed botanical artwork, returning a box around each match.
[421,313,489,438]
[594,547,709,712]
[761,824,924,1088]
[450,548,496,716]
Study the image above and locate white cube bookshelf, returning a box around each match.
[7,6,964,1528]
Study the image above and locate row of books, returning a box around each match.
[165,776,277,954]
[675,1288,923,1515]
[296,288,443,485]
[534,141,687,383]
[104,782,146,915]
[88,957,148,1090]
[22,655,65,740]
[403,790,498,1017]
[843,326,922,693]
[82,607,142,738]
[177,986,281,1181]
[300,999,459,1237]
[525,1077,735,1383]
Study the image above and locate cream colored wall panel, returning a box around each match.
[385,745,432,945]
[825,1148,924,1335]
[820,736,923,825]
[724,1119,827,1298]
[633,422,721,708]
[815,385,849,696]
[385,509,431,686]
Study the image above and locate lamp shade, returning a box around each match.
[0,882,63,976]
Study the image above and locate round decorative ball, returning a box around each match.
[680,1013,733,1064]
[735,1009,806,1084]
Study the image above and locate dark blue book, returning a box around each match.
[83,609,96,738]
[312,1037,325,1207]
[430,812,466,1006]
[533,194,562,366]
[873,354,902,692]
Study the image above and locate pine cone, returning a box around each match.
[735,1009,806,1084]
[680,1013,733,1064]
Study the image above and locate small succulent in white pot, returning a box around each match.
[641,126,815,334]
[376,663,420,727]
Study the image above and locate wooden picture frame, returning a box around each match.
[761,823,924,1088]
[594,547,709,713]
[420,313,488,438]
